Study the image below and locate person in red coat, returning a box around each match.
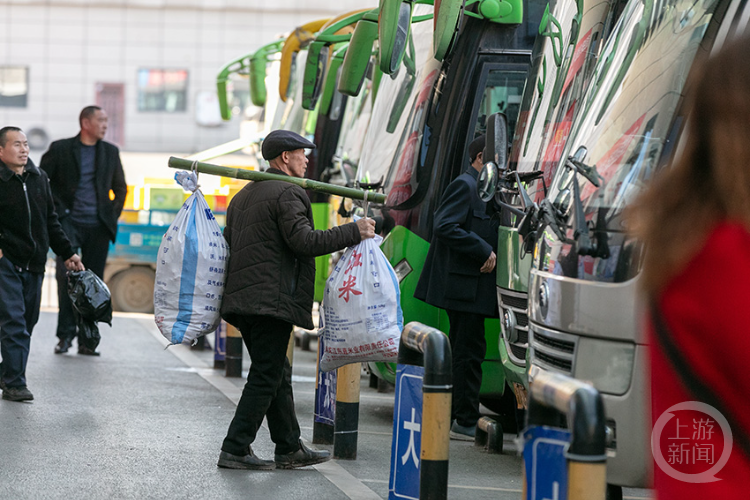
[630,32,750,498]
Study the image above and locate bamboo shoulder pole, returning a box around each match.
[168,156,386,204]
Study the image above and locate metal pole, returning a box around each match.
[399,322,452,500]
[167,157,387,204]
[225,323,243,378]
[526,370,607,500]
[333,363,360,459]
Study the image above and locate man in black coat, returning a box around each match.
[40,106,127,356]
[0,127,84,402]
[217,130,376,470]
[414,135,498,440]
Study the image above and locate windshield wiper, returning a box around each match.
[565,156,609,258]
[566,156,603,188]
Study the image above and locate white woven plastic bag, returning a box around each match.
[319,234,403,371]
[153,171,228,345]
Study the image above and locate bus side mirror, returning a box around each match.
[379,0,413,75]
[249,55,268,107]
[302,41,330,110]
[484,112,508,168]
[339,18,378,96]
[477,162,499,202]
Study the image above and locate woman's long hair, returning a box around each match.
[631,32,750,298]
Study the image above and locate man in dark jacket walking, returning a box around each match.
[217,130,376,470]
[0,127,84,402]
[41,105,127,356]
[414,135,498,440]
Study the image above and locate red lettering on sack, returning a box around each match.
[338,275,362,302]
[345,250,364,274]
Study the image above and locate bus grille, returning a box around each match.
[534,332,575,353]
[534,350,573,372]
[529,328,576,375]
[509,343,528,360]
[499,290,529,366]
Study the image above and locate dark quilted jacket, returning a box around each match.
[221,168,361,329]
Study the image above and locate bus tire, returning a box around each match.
[110,266,155,314]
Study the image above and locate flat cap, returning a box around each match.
[261,129,316,161]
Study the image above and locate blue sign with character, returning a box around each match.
[388,364,424,500]
[314,337,336,425]
[523,426,571,500]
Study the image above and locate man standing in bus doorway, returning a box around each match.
[41,106,127,356]
[0,127,84,402]
[414,134,499,440]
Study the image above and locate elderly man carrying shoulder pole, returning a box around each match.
[217,129,376,470]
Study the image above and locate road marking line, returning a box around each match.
[359,478,523,493]
[313,461,382,500]
[141,318,381,500]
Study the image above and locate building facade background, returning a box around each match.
[0,0,372,157]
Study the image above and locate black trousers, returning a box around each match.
[55,221,110,342]
[221,315,301,456]
[447,309,487,427]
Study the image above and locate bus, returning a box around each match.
[500,0,748,492]
[491,0,627,403]
[349,0,544,418]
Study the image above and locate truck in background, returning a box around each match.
[104,163,249,313]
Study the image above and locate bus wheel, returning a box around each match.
[110,267,155,314]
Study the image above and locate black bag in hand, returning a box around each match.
[67,270,113,351]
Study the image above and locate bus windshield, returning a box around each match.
[539,0,724,282]
[510,0,625,203]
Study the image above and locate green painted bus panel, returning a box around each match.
[496,225,531,293]
[380,226,443,327]
[311,203,330,303]
[479,359,505,397]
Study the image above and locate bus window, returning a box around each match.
[472,66,527,145]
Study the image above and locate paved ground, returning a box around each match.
[0,310,654,500]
